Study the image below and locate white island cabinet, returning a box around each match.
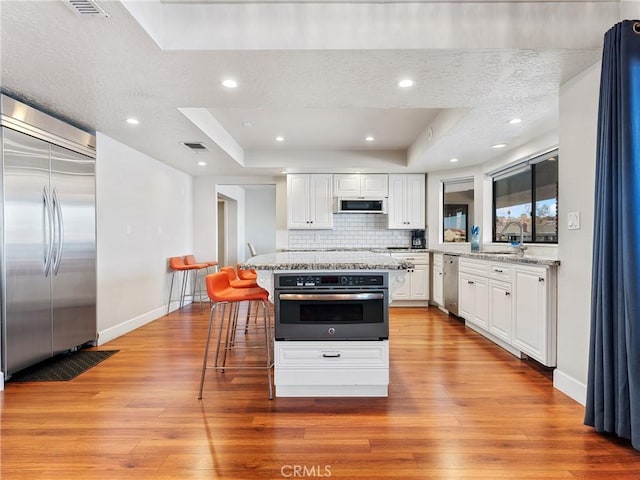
[241,250,411,397]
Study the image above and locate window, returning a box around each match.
[493,151,558,244]
[443,179,474,243]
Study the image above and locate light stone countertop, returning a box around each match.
[429,249,560,266]
[240,250,412,271]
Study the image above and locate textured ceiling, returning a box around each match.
[0,0,621,176]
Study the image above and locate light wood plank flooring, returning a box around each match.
[2,306,639,479]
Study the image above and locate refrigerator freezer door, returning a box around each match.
[2,127,53,374]
[50,145,96,355]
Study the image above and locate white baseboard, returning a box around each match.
[0,371,4,390]
[97,303,180,346]
[553,369,586,406]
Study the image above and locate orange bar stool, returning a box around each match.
[167,256,202,314]
[198,272,273,399]
[220,266,258,288]
[236,264,258,281]
[184,255,213,311]
[185,254,218,273]
[219,266,261,338]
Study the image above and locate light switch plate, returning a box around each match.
[568,211,581,230]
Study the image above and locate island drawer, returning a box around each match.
[275,341,389,368]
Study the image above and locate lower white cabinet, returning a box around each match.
[458,272,489,330]
[432,253,444,307]
[390,252,429,306]
[512,265,556,366]
[274,340,389,397]
[457,257,557,367]
[488,280,512,343]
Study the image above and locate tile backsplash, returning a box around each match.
[288,214,421,250]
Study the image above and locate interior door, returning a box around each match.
[2,127,53,374]
[50,144,96,354]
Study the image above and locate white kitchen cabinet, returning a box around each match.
[431,253,444,307]
[287,174,333,229]
[390,252,429,306]
[458,257,557,367]
[488,279,512,343]
[458,271,489,330]
[333,174,388,197]
[387,174,425,229]
[274,340,389,397]
[512,265,556,366]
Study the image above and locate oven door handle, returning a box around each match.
[278,293,385,301]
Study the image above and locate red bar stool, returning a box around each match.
[198,272,272,399]
[167,256,203,314]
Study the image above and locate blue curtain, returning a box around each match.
[585,20,640,450]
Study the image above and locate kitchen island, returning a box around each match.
[240,250,412,301]
[239,250,411,397]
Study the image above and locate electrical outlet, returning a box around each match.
[568,212,581,230]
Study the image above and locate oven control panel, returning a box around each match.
[276,274,386,288]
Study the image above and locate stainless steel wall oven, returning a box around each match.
[274,272,389,341]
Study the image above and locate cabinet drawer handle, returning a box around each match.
[505,291,511,296]
[494,269,503,273]
[538,277,545,282]
[322,353,341,358]
[467,280,474,285]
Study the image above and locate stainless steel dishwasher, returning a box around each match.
[443,254,459,316]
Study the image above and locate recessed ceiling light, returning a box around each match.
[398,79,414,88]
[275,136,285,142]
[197,161,207,166]
[222,79,237,88]
[450,158,459,163]
[508,118,522,125]
[241,121,253,127]
[126,118,139,125]
[492,143,508,149]
[365,136,374,142]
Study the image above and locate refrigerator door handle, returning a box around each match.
[52,188,65,275]
[43,187,54,277]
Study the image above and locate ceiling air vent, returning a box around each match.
[182,142,209,152]
[66,0,109,17]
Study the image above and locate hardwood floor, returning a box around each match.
[2,306,638,479]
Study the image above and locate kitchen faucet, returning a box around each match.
[501,221,528,254]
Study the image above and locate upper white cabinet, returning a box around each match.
[333,174,388,197]
[287,174,333,229]
[387,174,425,229]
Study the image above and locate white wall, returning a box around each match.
[427,131,560,259]
[96,133,193,344]
[554,63,601,404]
[193,176,284,266]
[245,186,276,257]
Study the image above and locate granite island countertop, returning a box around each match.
[240,250,412,271]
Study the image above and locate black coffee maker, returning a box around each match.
[411,229,426,249]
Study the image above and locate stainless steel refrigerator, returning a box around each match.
[1,94,97,377]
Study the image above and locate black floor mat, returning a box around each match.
[8,350,118,382]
